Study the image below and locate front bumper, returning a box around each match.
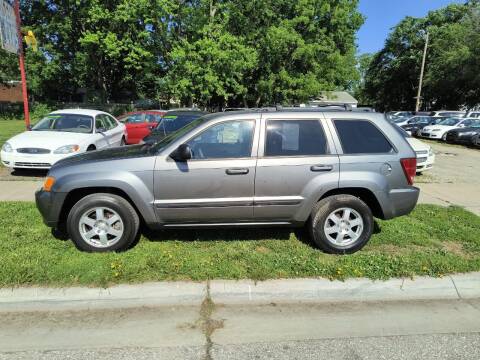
[446,133,476,144]
[35,189,68,227]
[416,153,435,172]
[420,132,442,139]
[1,150,72,169]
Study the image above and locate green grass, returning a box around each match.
[0,202,479,287]
[0,120,25,149]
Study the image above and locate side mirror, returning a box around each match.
[170,144,192,162]
[97,127,106,133]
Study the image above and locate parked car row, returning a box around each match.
[389,113,480,147]
[1,108,208,170]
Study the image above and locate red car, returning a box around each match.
[118,110,166,144]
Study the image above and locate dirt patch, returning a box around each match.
[442,242,468,257]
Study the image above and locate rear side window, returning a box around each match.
[334,119,393,154]
[265,120,327,156]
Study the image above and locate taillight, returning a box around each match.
[400,158,417,185]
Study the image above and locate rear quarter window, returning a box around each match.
[334,119,394,154]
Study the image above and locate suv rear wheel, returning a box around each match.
[67,193,139,252]
[309,194,373,254]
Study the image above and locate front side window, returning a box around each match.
[121,113,144,124]
[334,119,394,154]
[265,120,327,156]
[95,115,108,131]
[187,120,255,159]
[32,114,93,134]
[145,114,160,123]
[105,115,118,129]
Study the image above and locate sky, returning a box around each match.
[357,0,465,54]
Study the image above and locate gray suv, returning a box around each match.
[36,109,419,254]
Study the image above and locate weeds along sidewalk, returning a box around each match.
[0,202,479,288]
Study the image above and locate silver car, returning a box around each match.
[36,109,419,254]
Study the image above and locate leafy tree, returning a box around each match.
[12,0,364,108]
[362,2,480,111]
[351,52,373,105]
[0,49,19,85]
[223,0,364,107]
[164,25,257,110]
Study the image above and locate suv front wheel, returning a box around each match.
[309,194,373,254]
[67,193,140,252]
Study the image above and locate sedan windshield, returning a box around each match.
[32,114,93,133]
[437,118,461,126]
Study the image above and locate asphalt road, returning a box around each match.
[1,299,479,359]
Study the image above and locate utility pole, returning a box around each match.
[415,30,429,113]
[14,0,30,129]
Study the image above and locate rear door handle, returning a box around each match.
[226,168,249,175]
[310,164,333,172]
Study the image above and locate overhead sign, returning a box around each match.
[0,0,19,54]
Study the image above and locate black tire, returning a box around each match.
[67,193,140,252]
[309,194,373,254]
[441,133,447,141]
[120,137,126,146]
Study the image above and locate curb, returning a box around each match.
[0,273,478,312]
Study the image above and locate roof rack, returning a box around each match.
[255,103,361,113]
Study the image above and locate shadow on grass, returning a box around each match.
[142,227,293,243]
[139,219,382,248]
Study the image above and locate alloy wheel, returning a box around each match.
[323,207,364,247]
[78,206,124,248]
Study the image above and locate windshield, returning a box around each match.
[437,118,461,126]
[438,112,464,117]
[32,114,93,133]
[151,117,208,151]
[155,113,204,134]
[393,117,409,123]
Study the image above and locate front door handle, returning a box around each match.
[310,164,333,172]
[226,168,249,175]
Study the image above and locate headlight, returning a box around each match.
[53,145,80,154]
[1,142,13,152]
[428,147,434,156]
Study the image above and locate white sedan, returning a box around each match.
[419,117,478,141]
[1,109,127,170]
[406,137,435,174]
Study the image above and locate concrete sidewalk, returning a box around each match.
[417,183,480,215]
[0,180,42,201]
[1,272,479,312]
